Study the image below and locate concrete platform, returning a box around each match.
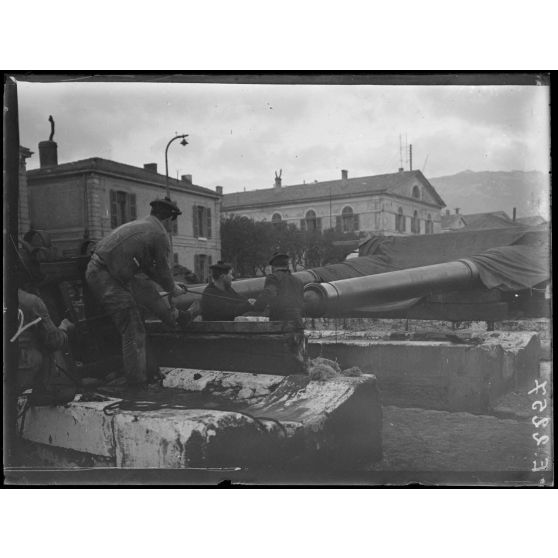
[16,369,382,469]
[308,331,541,413]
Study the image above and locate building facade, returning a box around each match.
[222,169,446,236]
[26,145,222,282]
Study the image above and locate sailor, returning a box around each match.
[254,252,304,327]
[85,197,187,387]
[13,248,76,405]
[201,261,255,321]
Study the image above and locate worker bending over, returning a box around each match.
[201,261,256,321]
[86,197,187,388]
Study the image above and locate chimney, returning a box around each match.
[274,170,282,189]
[512,207,517,222]
[455,208,460,214]
[216,186,223,195]
[39,115,58,168]
[446,209,450,216]
[409,144,413,171]
[181,174,192,183]
[341,169,348,181]
[398,167,404,173]
[144,163,157,173]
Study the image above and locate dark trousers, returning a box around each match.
[86,262,148,383]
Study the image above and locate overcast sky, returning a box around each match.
[17,80,550,194]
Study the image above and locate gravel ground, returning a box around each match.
[363,361,553,484]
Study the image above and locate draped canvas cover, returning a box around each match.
[310,226,550,292]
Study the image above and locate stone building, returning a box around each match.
[222,169,446,236]
[25,142,222,282]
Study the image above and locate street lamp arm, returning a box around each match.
[165,134,189,198]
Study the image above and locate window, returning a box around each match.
[412,185,421,199]
[272,213,282,227]
[301,209,321,232]
[173,253,179,264]
[193,205,212,238]
[110,190,136,228]
[411,210,420,234]
[425,214,433,234]
[171,218,178,235]
[340,206,359,233]
[194,254,212,283]
[395,207,406,233]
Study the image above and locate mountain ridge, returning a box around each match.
[428,170,550,219]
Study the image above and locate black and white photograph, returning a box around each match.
[3,73,552,488]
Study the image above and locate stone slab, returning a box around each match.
[113,408,265,468]
[309,331,540,413]
[17,369,383,469]
[17,395,120,458]
[160,368,383,467]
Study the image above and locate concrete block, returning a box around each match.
[539,340,551,361]
[309,331,540,413]
[113,409,265,468]
[162,368,383,467]
[17,396,120,458]
[17,370,382,469]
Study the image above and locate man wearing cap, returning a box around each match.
[254,252,304,326]
[201,261,255,321]
[85,197,187,387]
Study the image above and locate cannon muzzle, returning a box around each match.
[304,258,481,317]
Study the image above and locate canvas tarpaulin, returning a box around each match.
[310,226,549,292]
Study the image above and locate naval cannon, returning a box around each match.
[303,258,481,317]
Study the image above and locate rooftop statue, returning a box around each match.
[48,115,55,141]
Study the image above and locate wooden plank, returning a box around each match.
[148,329,308,375]
[146,320,302,335]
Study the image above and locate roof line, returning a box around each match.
[27,156,220,199]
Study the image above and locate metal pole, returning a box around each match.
[164,134,189,200]
[3,76,20,468]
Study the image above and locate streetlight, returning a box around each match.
[165,133,189,199]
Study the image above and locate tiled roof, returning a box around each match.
[27,157,220,199]
[461,211,515,230]
[441,214,465,229]
[222,170,445,210]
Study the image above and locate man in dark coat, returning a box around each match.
[254,253,305,327]
[201,261,255,321]
[85,197,187,386]
[12,249,76,405]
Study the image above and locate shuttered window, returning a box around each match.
[193,205,212,238]
[110,190,137,229]
[194,254,212,282]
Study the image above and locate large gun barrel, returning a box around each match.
[173,270,319,310]
[303,258,481,317]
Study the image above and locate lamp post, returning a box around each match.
[164,134,189,199]
[164,134,188,263]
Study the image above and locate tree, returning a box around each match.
[221,215,362,277]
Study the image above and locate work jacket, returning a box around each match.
[93,215,175,292]
[201,283,251,321]
[254,269,304,323]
